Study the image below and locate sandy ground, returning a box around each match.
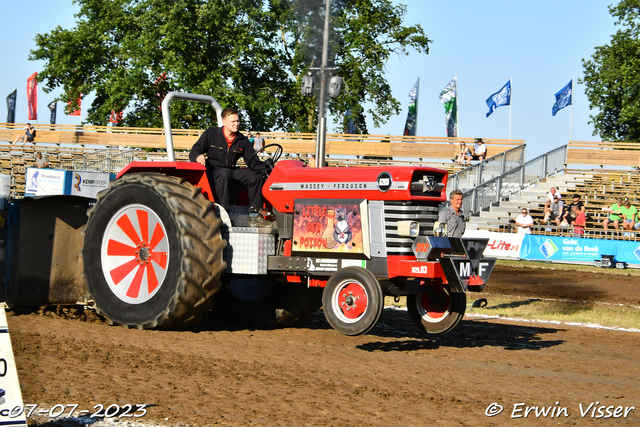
[8,264,640,426]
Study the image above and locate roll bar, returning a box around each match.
[161,91,223,161]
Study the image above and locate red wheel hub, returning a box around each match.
[336,281,368,320]
[420,288,451,320]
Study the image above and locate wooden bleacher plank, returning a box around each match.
[566,140,640,168]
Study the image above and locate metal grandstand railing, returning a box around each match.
[447,145,567,216]
[58,147,135,173]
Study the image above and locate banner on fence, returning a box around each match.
[520,235,640,265]
[69,171,111,198]
[25,168,66,196]
[463,230,524,260]
[0,175,10,200]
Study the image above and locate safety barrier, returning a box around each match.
[447,145,566,216]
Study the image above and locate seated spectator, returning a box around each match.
[35,152,49,168]
[571,204,586,235]
[602,197,623,230]
[454,141,471,164]
[619,200,637,231]
[547,186,561,203]
[307,154,316,167]
[542,195,563,225]
[515,208,534,234]
[466,138,486,165]
[13,123,36,144]
[562,193,585,225]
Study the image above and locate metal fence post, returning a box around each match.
[472,187,478,213]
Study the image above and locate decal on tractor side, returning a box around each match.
[292,199,369,257]
[440,257,497,292]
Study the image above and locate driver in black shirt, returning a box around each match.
[189,107,271,227]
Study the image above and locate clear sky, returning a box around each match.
[0,0,618,160]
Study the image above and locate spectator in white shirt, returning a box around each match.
[515,208,534,234]
[467,138,486,165]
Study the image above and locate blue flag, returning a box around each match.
[6,89,16,123]
[486,80,511,117]
[552,80,572,116]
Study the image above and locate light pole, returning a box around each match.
[315,0,331,168]
[301,0,342,168]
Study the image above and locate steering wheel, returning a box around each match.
[246,143,283,173]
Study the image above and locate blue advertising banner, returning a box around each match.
[25,169,114,198]
[521,235,640,265]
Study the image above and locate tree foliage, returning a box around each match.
[30,0,429,133]
[581,0,640,141]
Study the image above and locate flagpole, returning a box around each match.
[569,76,574,142]
[508,78,512,140]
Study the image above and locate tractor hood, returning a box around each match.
[264,160,448,213]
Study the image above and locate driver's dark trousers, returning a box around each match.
[208,166,265,213]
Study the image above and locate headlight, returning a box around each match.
[397,221,420,237]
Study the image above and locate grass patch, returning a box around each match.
[467,294,640,330]
[496,259,640,276]
[384,296,406,308]
[384,295,640,330]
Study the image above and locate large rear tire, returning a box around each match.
[82,172,226,329]
[322,267,384,336]
[407,286,466,335]
[209,275,323,329]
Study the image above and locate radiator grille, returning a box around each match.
[383,202,440,255]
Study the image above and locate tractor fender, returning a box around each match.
[117,161,214,202]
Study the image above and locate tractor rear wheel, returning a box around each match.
[82,172,226,329]
[407,286,466,335]
[322,267,383,336]
[209,276,323,329]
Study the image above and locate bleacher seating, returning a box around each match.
[565,140,640,168]
[528,170,640,240]
[0,122,525,198]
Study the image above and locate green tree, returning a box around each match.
[581,0,640,141]
[30,0,429,133]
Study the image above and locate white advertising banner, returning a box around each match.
[0,175,10,200]
[463,229,524,260]
[0,307,28,426]
[70,171,110,198]
[25,168,66,196]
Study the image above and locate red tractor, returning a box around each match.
[82,92,495,335]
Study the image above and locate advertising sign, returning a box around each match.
[292,199,369,256]
[25,168,66,196]
[0,175,10,200]
[463,229,524,260]
[520,235,640,266]
[0,308,28,426]
[69,171,111,198]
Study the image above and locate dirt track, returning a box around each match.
[9,264,640,426]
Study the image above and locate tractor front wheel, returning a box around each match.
[407,286,466,335]
[322,267,383,336]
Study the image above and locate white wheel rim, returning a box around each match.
[331,279,369,324]
[101,204,170,304]
[416,289,451,324]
